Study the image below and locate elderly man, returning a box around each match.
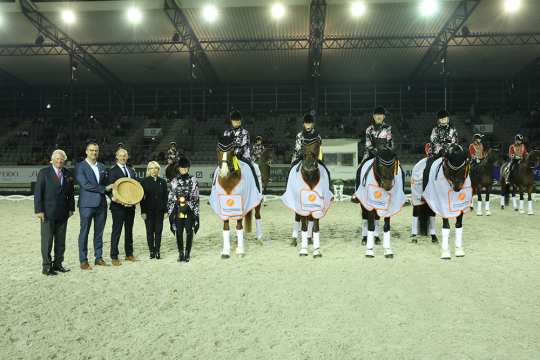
[107,148,138,266]
[75,142,114,270]
[34,149,75,276]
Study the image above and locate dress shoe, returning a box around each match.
[42,267,57,276]
[111,259,122,266]
[52,264,70,273]
[95,258,108,266]
[149,251,155,259]
[125,255,136,262]
[185,252,190,262]
[80,262,92,270]
[155,251,161,260]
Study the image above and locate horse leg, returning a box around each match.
[221,220,231,258]
[307,218,314,244]
[254,204,263,241]
[512,186,518,211]
[299,216,309,256]
[519,191,525,214]
[411,206,419,242]
[429,207,438,243]
[455,214,465,257]
[527,187,534,215]
[291,213,301,245]
[374,217,381,245]
[312,219,322,258]
[383,217,393,258]
[476,191,483,216]
[365,211,376,258]
[440,218,451,260]
[236,219,245,256]
[485,187,491,216]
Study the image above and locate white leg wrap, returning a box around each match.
[256,219,263,240]
[519,199,524,211]
[441,228,450,251]
[485,200,490,211]
[500,195,505,207]
[307,221,314,238]
[292,221,300,238]
[455,227,463,249]
[222,230,231,255]
[236,229,244,254]
[476,200,482,215]
[313,232,320,250]
[528,200,534,214]
[429,216,437,235]
[366,231,375,250]
[383,231,391,249]
[512,196,517,209]
[362,219,368,237]
[301,231,308,250]
[411,217,418,236]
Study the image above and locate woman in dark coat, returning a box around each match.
[140,161,168,259]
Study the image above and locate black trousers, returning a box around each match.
[175,217,193,256]
[41,219,67,268]
[110,206,135,259]
[145,211,164,253]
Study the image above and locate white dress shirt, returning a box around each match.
[85,159,100,183]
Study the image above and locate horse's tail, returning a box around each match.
[245,210,253,233]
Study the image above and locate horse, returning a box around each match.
[470,147,501,216]
[282,133,332,258]
[500,150,540,215]
[258,147,273,194]
[412,145,472,260]
[209,136,263,258]
[353,148,405,258]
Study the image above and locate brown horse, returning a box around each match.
[470,148,501,216]
[500,150,540,215]
[213,140,263,259]
[297,136,325,257]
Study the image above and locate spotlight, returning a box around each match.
[350,2,367,18]
[126,7,142,24]
[46,104,52,110]
[271,3,286,20]
[419,0,438,17]
[504,0,521,13]
[202,4,218,23]
[61,9,76,24]
[35,35,45,45]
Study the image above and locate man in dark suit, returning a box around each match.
[107,148,138,266]
[34,149,75,276]
[75,142,114,270]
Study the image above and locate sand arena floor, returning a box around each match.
[1,197,539,359]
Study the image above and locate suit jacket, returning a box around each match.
[107,164,138,211]
[34,166,75,221]
[140,176,168,214]
[75,160,108,208]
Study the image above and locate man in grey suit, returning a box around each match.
[75,142,114,270]
[34,149,75,276]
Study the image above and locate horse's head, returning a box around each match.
[374,147,399,191]
[443,144,470,192]
[485,146,502,165]
[301,132,322,172]
[527,149,540,167]
[216,135,237,178]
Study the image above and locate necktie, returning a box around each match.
[56,169,63,185]
[122,166,129,178]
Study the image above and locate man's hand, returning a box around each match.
[141,213,147,221]
[36,213,45,222]
[105,184,115,192]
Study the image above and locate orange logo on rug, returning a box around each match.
[374,191,382,200]
[308,194,317,202]
[226,198,235,207]
[458,193,466,201]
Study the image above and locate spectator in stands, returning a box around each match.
[167,141,179,165]
[34,149,75,276]
[252,136,265,163]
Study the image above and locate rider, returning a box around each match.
[223,110,261,192]
[423,109,459,188]
[468,133,487,175]
[291,113,319,165]
[506,134,528,183]
[362,106,393,163]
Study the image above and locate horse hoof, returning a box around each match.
[476,212,483,216]
[365,249,374,258]
[361,236,367,246]
[374,237,381,245]
[455,248,465,257]
[313,253,322,259]
[411,238,418,244]
[431,236,439,243]
[501,206,505,210]
[485,211,491,216]
[528,212,534,216]
[290,239,298,247]
[299,253,308,257]
[440,250,451,260]
[385,254,394,259]
[221,254,230,259]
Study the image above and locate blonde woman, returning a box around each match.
[140,161,168,259]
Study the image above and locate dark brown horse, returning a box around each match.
[470,148,501,216]
[500,150,540,215]
[215,143,263,258]
[354,148,402,258]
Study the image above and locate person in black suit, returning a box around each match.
[34,149,75,276]
[107,148,138,266]
[140,161,168,259]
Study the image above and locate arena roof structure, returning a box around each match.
[0,0,539,90]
